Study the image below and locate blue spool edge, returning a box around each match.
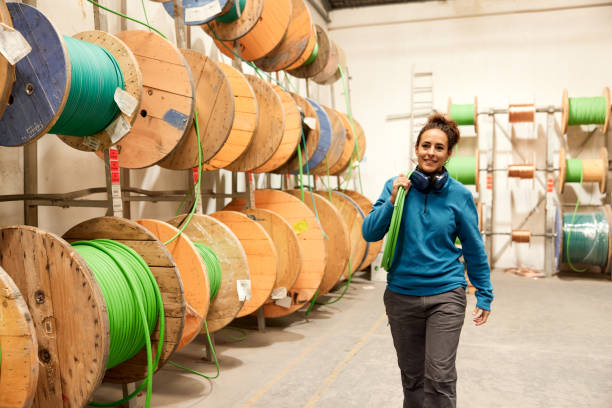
[554,205,562,271]
[0,3,69,147]
[332,190,370,272]
[163,0,230,25]
[293,98,331,175]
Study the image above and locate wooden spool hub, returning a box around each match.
[159,50,233,169]
[287,190,349,295]
[296,98,331,173]
[288,24,330,78]
[253,0,313,72]
[275,93,320,174]
[63,217,185,384]
[136,219,209,351]
[284,23,316,71]
[57,30,143,152]
[209,211,278,317]
[330,112,356,175]
[0,3,69,147]
[562,88,611,135]
[162,0,232,25]
[0,266,38,408]
[242,208,302,302]
[253,84,302,173]
[0,0,14,121]
[0,226,108,406]
[205,0,264,41]
[166,214,248,333]
[558,147,608,194]
[312,41,339,84]
[343,190,382,270]
[224,190,327,317]
[335,115,367,175]
[203,62,257,170]
[102,30,195,168]
[207,0,292,61]
[226,74,284,172]
[311,106,346,175]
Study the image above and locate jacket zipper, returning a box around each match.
[424,192,429,213]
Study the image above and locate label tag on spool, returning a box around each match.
[275,296,292,309]
[292,220,309,235]
[114,88,138,116]
[303,117,317,130]
[185,1,222,23]
[270,287,287,300]
[82,136,101,151]
[106,115,132,144]
[237,279,251,301]
[0,23,31,65]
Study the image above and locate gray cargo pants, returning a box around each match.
[383,286,467,408]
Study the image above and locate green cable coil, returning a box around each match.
[449,103,475,126]
[216,0,246,23]
[381,182,407,271]
[563,211,609,268]
[446,156,476,185]
[303,42,319,66]
[565,158,584,183]
[568,96,607,125]
[193,242,222,300]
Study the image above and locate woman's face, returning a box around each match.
[415,128,451,173]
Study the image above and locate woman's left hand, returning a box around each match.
[472,308,490,326]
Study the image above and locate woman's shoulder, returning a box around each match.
[446,178,473,200]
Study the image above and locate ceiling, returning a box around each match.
[325,0,435,10]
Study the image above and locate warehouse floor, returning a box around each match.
[95,270,612,407]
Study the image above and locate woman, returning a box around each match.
[362,114,493,408]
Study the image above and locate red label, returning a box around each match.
[486,175,493,190]
[110,160,119,171]
[109,147,119,160]
[111,171,120,184]
[192,167,199,183]
[248,172,254,182]
[547,178,554,193]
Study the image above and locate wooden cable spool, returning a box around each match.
[353,118,367,162]
[507,164,535,179]
[203,62,257,170]
[448,96,479,134]
[0,0,15,122]
[159,50,234,170]
[288,24,330,78]
[224,190,327,317]
[291,97,331,173]
[0,266,38,408]
[284,23,316,71]
[241,208,302,302]
[63,217,185,384]
[0,226,108,406]
[209,211,277,317]
[562,87,611,135]
[204,0,263,41]
[311,41,339,84]
[508,103,536,123]
[162,0,232,25]
[314,45,346,86]
[136,219,209,351]
[226,74,284,172]
[558,147,608,194]
[166,214,248,333]
[342,189,382,270]
[310,106,346,175]
[287,190,349,295]
[329,111,356,175]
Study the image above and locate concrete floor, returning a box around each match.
[96,270,612,407]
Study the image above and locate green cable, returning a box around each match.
[325,155,333,202]
[168,320,220,380]
[338,65,364,194]
[86,0,168,39]
[140,0,151,32]
[49,36,124,137]
[302,42,319,66]
[216,0,247,23]
[568,96,607,125]
[192,242,222,300]
[449,103,475,126]
[305,257,353,317]
[446,156,477,185]
[565,158,584,183]
[220,326,248,341]
[381,176,408,271]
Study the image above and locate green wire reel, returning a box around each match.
[448,96,479,133]
[561,87,611,135]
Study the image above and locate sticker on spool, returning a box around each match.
[82,136,101,151]
[163,109,190,130]
[114,88,138,116]
[185,1,222,23]
[0,22,31,65]
[275,296,292,309]
[237,279,252,301]
[292,220,309,234]
[303,117,317,130]
[106,115,132,144]
[270,287,287,300]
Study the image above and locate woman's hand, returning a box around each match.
[390,174,411,205]
[472,308,490,326]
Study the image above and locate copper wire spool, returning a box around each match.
[507,164,535,179]
[508,104,536,123]
[511,230,531,243]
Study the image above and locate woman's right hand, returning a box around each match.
[390,174,411,205]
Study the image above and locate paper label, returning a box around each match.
[0,23,31,65]
[303,117,317,130]
[237,279,251,301]
[112,197,123,212]
[270,287,287,300]
[292,220,309,235]
[111,184,121,196]
[275,296,292,309]
[185,1,222,23]
[82,136,101,151]
[114,88,138,116]
[106,115,131,144]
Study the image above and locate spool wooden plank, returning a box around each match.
[57,30,143,152]
[162,0,231,25]
[0,226,108,407]
[288,24,329,78]
[343,190,382,270]
[311,106,346,175]
[63,217,185,384]
[159,50,234,170]
[224,189,327,317]
[330,111,356,175]
[207,0,292,61]
[335,115,367,174]
[284,23,316,71]
[205,0,264,41]
[242,208,302,300]
[312,41,338,84]
[275,93,319,174]
[0,3,69,147]
[136,219,209,351]
[0,266,38,408]
[287,190,349,295]
[102,30,195,168]
[253,84,302,173]
[253,0,312,72]
[166,214,248,333]
[210,211,277,317]
[226,74,284,172]
[0,0,14,121]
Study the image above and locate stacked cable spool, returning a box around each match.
[448,97,479,134]
[558,147,608,194]
[561,87,610,135]
[445,149,480,192]
[162,0,237,25]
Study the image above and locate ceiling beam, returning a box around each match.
[306,0,332,23]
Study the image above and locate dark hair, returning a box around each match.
[416,113,460,152]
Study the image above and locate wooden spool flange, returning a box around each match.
[63,217,185,384]
[558,147,607,194]
[330,111,356,175]
[311,106,346,175]
[166,214,248,333]
[353,118,367,162]
[205,0,264,41]
[57,30,143,152]
[0,0,14,121]
[335,114,367,175]
[343,190,383,270]
[0,226,108,406]
[159,50,234,170]
[562,88,611,135]
[0,266,38,408]
[294,98,331,173]
[0,3,69,147]
[284,23,316,71]
[287,190,349,295]
[224,190,327,317]
[136,219,209,351]
[162,0,232,25]
[288,24,330,78]
[311,41,339,84]
[316,46,347,85]
[242,208,302,301]
[209,211,277,317]
[203,62,257,170]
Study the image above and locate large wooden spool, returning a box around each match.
[105,30,195,168]
[209,211,277,317]
[562,88,611,135]
[311,106,346,175]
[162,0,232,25]
[136,219,209,351]
[203,62,258,170]
[0,0,14,122]
[287,190,349,295]
[343,190,382,270]
[166,214,249,333]
[159,50,234,170]
[242,208,302,301]
[558,147,608,194]
[316,46,347,85]
[288,24,330,78]
[312,41,339,84]
[0,226,108,407]
[330,112,356,175]
[205,0,264,41]
[0,266,38,408]
[448,96,479,134]
[296,98,331,173]
[226,74,284,172]
[225,190,327,317]
[284,23,316,71]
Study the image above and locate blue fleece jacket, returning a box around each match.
[362,176,493,310]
